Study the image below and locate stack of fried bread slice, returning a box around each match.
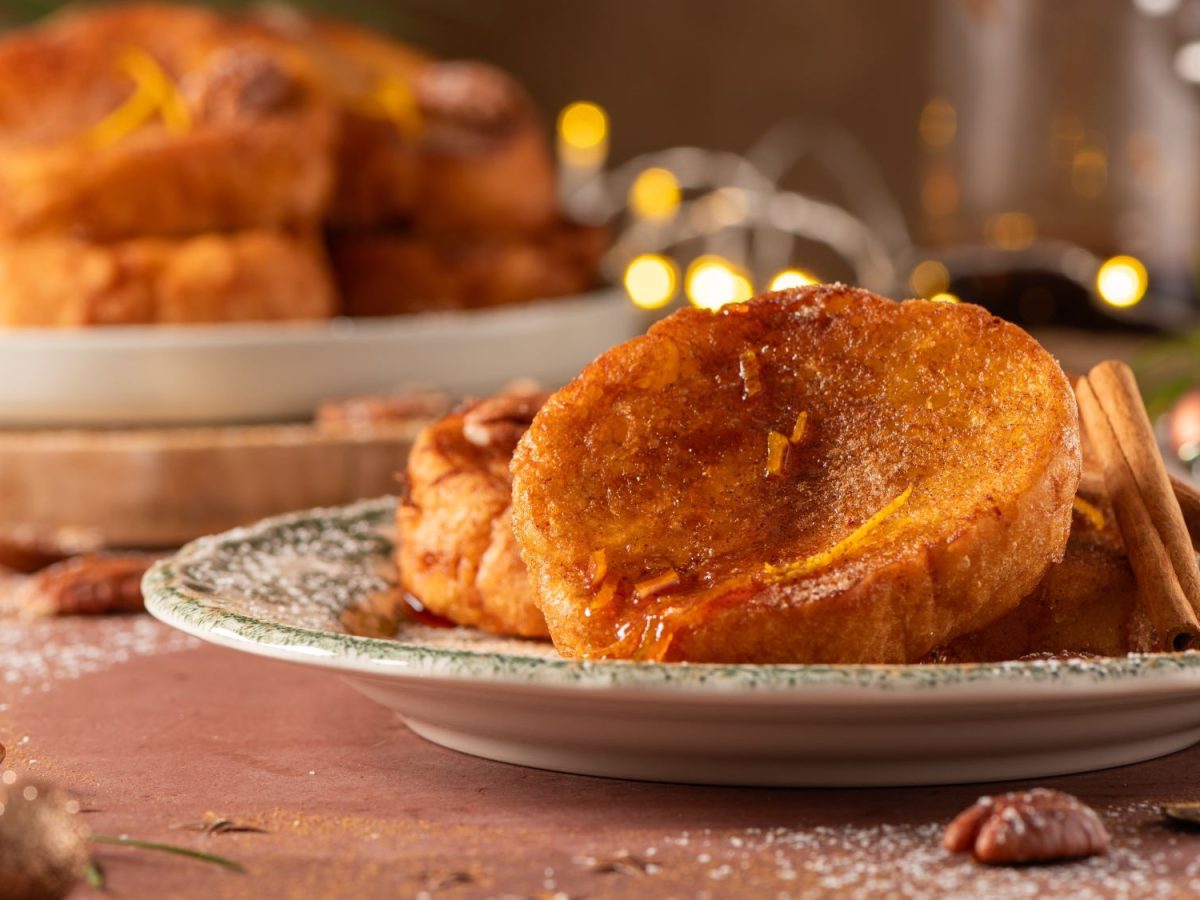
[0,5,602,326]
[257,11,604,316]
[0,4,337,326]
[396,291,1196,662]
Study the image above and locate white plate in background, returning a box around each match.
[0,289,639,427]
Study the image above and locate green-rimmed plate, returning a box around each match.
[144,497,1200,786]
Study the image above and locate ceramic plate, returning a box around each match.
[144,498,1200,787]
[0,289,639,427]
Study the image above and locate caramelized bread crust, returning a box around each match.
[0,4,335,239]
[258,13,558,232]
[511,285,1081,663]
[930,471,1149,662]
[330,222,605,315]
[0,231,335,326]
[398,392,550,639]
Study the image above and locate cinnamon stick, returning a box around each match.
[1076,375,1200,651]
[1089,361,1200,621]
[1171,475,1200,550]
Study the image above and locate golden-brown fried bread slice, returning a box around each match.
[329,222,605,316]
[398,390,551,638]
[929,475,1150,662]
[511,285,1081,664]
[256,12,557,232]
[0,230,335,326]
[0,4,334,239]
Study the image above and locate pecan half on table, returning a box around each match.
[13,553,157,618]
[943,788,1110,865]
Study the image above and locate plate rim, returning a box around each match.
[142,496,1200,699]
[0,287,626,349]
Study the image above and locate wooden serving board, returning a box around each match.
[0,422,423,548]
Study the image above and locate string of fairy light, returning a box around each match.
[555,100,1152,316]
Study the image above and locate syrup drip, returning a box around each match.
[401,592,456,629]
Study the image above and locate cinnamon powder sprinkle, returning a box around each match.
[633,569,681,601]
[1072,496,1107,532]
[765,431,789,475]
[739,350,763,398]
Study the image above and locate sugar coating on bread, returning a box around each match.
[512,285,1081,664]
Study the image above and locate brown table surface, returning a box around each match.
[4,615,1200,899]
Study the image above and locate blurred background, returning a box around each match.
[5,1,1198,325]
[1,2,1191,317]
[7,0,1200,450]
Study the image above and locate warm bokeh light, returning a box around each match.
[1135,0,1180,15]
[909,260,950,298]
[558,101,608,149]
[769,269,818,291]
[1096,255,1148,308]
[985,211,1037,251]
[919,97,957,148]
[1176,41,1200,83]
[629,167,681,220]
[623,254,678,310]
[931,292,960,303]
[686,257,754,311]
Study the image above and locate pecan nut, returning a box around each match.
[0,525,103,574]
[183,47,299,123]
[316,389,449,431]
[416,61,531,152]
[461,390,549,449]
[943,788,1110,865]
[15,553,156,618]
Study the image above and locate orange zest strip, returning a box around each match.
[88,49,191,148]
[790,411,809,444]
[588,548,608,590]
[351,75,423,135]
[764,484,914,581]
[739,349,762,398]
[1072,496,1107,532]
[765,430,789,476]
[588,575,619,612]
[633,568,681,601]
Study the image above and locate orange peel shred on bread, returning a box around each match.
[253,12,558,233]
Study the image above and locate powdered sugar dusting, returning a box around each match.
[652,801,1196,898]
[0,617,198,696]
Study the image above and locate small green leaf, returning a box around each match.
[92,834,245,873]
[84,860,105,889]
